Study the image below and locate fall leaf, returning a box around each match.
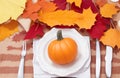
[95,0,107,7]
[24,22,46,39]
[0,0,26,23]
[66,0,82,7]
[39,9,97,29]
[87,14,110,39]
[100,28,120,48]
[22,0,57,21]
[78,8,97,29]
[53,0,67,10]
[22,0,41,21]
[39,10,82,27]
[100,3,119,18]
[71,2,83,13]
[0,20,18,41]
[81,0,98,13]
[39,0,57,13]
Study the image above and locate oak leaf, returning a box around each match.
[100,28,120,48]
[0,0,26,23]
[100,3,119,18]
[0,20,18,41]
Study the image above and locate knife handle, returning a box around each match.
[96,40,101,78]
[105,46,113,77]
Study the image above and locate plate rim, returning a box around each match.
[36,28,90,76]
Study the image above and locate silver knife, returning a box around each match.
[96,39,101,78]
[105,46,113,78]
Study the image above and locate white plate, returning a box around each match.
[36,28,90,76]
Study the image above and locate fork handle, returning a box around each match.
[17,57,24,78]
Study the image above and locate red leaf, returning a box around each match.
[87,14,110,39]
[81,0,98,13]
[53,0,67,10]
[71,2,83,13]
[24,22,46,39]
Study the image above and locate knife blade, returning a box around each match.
[105,46,113,78]
[96,39,101,78]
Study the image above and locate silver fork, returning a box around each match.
[17,41,26,78]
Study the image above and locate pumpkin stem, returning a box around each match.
[57,30,63,40]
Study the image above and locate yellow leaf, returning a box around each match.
[100,28,120,48]
[78,8,97,29]
[39,9,96,29]
[39,10,83,26]
[100,3,119,18]
[66,0,82,7]
[0,20,18,41]
[0,0,26,23]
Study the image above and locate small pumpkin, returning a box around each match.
[48,30,78,65]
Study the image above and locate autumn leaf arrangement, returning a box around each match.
[0,0,120,49]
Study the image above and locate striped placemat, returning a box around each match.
[0,32,120,78]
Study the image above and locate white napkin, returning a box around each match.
[33,37,91,78]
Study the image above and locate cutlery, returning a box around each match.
[17,41,26,78]
[96,39,101,78]
[105,46,113,78]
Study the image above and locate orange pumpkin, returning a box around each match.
[48,30,78,65]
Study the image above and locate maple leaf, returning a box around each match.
[22,0,57,21]
[87,14,110,39]
[81,0,98,13]
[39,10,83,27]
[66,0,82,7]
[78,8,97,29]
[0,0,26,23]
[39,0,57,13]
[22,0,41,21]
[0,20,18,41]
[24,22,47,39]
[100,3,119,18]
[39,9,97,29]
[53,0,67,10]
[71,2,83,13]
[100,28,120,48]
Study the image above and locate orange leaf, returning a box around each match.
[22,0,57,21]
[100,3,119,18]
[66,0,82,7]
[100,28,120,48]
[39,8,96,29]
[0,20,18,41]
[39,0,57,13]
[39,10,82,26]
[95,0,107,7]
[78,8,97,29]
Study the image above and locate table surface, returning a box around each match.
[0,29,120,78]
